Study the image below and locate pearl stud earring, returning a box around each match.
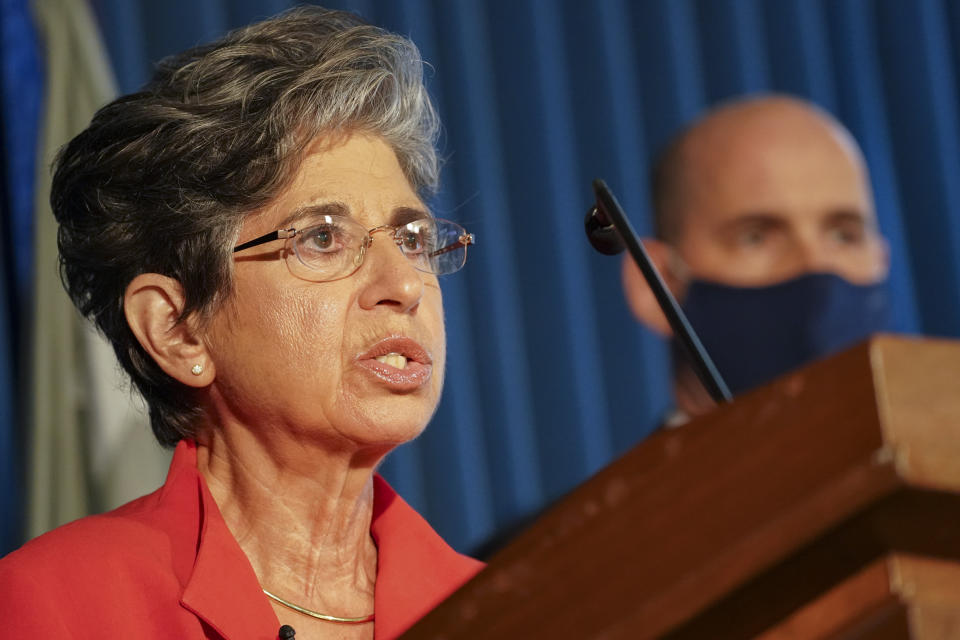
[191,364,204,376]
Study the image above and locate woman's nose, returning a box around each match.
[357,236,424,313]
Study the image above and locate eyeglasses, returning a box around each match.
[233,214,475,282]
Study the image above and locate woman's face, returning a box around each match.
[204,133,445,450]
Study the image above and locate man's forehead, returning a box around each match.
[679,170,875,234]
[678,98,861,171]
[677,107,874,226]
[685,103,849,166]
[686,96,837,139]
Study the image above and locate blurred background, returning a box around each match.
[1,0,959,558]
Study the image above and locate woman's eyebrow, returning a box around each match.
[391,206,432,225]
[280,202,431,228]
[280,202,349,227]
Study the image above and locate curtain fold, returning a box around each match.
[0,254,19,556]
[763,0,836,107]
[875,0,960,337]
[426,0,547,533]
[0,0,44,555]
[826,0,920,335]
[26,0,168,540]
[7,0,959,555]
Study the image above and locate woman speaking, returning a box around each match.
[0,7,481,639]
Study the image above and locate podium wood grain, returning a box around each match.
[403,336,960,639]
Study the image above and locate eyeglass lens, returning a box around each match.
[290,215,468,281]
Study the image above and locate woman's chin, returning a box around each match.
[359,417,431,448]
[339,383,441,443]
[324,406,433,451]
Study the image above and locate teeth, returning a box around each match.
[374,353,408,369]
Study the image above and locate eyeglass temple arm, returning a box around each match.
[428,233,475,258]
[234,229,296,253]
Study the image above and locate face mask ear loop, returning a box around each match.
[667,250,691,288]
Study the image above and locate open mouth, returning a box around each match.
[357,337,433,390]
[374,353,410,370]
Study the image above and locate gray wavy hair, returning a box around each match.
[51,6,440,446]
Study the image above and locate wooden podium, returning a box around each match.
[403,335,960,639]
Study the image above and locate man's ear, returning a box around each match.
[124,273,215,387]
[621,238,688,336]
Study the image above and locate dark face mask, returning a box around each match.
[675,272,892,395]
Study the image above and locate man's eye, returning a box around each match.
[828,226,865,245]
[737,228,767,247]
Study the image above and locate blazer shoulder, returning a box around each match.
[0,490,174,581]
[0,489,195,637]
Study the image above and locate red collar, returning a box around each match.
[370,474,484,638]
[163,441,481,639]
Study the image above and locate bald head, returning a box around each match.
[651,95,887,286]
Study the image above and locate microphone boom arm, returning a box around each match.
[587,178,732,405]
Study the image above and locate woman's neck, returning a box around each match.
[195,425,382,619]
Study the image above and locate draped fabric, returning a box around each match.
[24,0,166,543]
[0,0,43,556]
[0,266,18,557]
[3,0,958,556]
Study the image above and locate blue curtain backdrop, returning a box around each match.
[2,0,959,556]
[0,0,43,556]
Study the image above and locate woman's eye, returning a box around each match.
[401,231,424,252]
[303,225,343,252]
[400,222,437,254]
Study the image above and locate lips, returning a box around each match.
[356,336,433,391]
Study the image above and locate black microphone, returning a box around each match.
[583,201,624,255]
[585,178,732,405]
[278,624,296,639]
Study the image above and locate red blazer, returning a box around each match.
[0,440,483,639]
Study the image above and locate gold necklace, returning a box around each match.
[263,588,375,624]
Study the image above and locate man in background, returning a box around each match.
[623,95,891,418]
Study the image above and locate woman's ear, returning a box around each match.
[124,273,215,387]
[621,239,688,337]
